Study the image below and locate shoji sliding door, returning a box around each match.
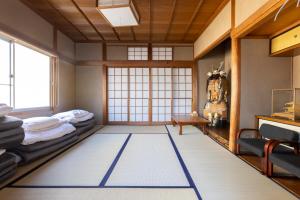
[173,68,193,115]
[151,68,172,122]
[129,68,149,122]
[108,68,128,122]
[107,66,193,124]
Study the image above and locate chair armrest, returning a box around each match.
[237,129,260,140]
[268,140,299,155]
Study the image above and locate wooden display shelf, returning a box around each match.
[256,115,300,127]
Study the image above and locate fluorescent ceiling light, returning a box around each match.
[97,0,139,27]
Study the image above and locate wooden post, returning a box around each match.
[229,37,241,153]
[192,61,198,112]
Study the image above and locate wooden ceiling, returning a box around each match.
[20,0,227,43]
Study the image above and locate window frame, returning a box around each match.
[0,36,57,112]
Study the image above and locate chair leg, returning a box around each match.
[261,158,266,175]
[267,161,273,177]
[236,144,240,155]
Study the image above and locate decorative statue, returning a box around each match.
[203,62,229,127]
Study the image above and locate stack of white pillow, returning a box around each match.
[21,117,75,145]
[0,104,13,117]
[53,109,94,124]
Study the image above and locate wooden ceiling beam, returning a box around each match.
[182,0,204,41]
[70,0,105,40]
[131,27,136,40]
[113,28,120,40]
[46,0,89,41]
[164,0,177,41]
[149,0,153,41]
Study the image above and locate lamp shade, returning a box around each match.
[97,0,139,27]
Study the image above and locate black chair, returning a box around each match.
[236,124,298,174]
[267,140,299,178]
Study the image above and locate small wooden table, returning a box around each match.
[171,115,210,135]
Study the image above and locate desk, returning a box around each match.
[171,115,210,135]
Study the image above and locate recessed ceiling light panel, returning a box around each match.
[97,0,140,27]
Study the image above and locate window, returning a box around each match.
[152,47,173,60]
[14,44,51,109]
[0,37,52,109]
[0,38,11,106]
[128,47,148,60]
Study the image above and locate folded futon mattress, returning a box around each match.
[0,116,23,132]
[73,118,96,135]
[13,133,79,164]
[0,116,24,149]
[0,153,17,183]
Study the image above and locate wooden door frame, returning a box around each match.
[103,61,195,125]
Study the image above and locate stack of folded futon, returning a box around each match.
[53,110,96,135]
[0,104,23,182]
[13,117,77,164]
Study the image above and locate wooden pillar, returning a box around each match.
[192,61,198,112]
[229,37,241,153]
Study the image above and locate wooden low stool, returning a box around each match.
[171,115,210,135]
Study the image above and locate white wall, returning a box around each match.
[57,31,75,60]
[76,43,103,61]
[107,45,128,60]
[293,53,300,88]
[174,47,193,61]
[235,0,269,27]
[76,66,103,124]
[240,39,292,128]
[0,0,53,49]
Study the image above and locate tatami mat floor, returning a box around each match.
[0,125,297,200]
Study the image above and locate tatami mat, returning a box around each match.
[97,125,167,134]
[106,134,189,187]
[0,188,198,200]
[167,125,297,200]
[13,134,128,186]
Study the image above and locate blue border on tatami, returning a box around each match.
[9,126,202,200]
[165,125,202,200]
[99,133,132,187]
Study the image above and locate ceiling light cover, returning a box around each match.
[97,0,139,27]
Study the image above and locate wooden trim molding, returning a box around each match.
[192,61,198,112]
[102,65,108,125]
[232,0,288,38]
[76,60,194,67]
[229,37,241,153]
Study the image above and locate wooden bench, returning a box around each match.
[171,115,210,135]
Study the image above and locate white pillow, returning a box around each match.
[22,117,61,132]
